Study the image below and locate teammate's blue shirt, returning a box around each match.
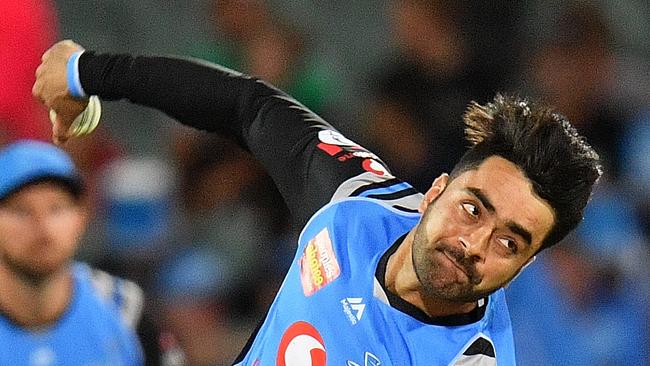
[237,198,516,365]
[0,263,144,366]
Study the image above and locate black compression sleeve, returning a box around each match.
[78,52,282,146]
[77,52,390,225]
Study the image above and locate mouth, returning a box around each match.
[440,249,471,280]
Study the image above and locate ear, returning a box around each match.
[418,173,449,213]
[503,256,536,288]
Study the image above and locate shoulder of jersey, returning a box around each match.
[331,172,423,213]
[86,266,145,329]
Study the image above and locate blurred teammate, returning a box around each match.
[0,140,144,365]
[34,40,602,365]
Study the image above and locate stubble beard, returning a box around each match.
[0,252,66,287]
[412,226,498,303]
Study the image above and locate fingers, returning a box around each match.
[33,64,47,105]
[49,97,90,145]
[41,48,51,62]
[31,76,56,108]
[35,63,43,78]
[50,100,84,145]
[31,79,43,103]
[51,114,72,145]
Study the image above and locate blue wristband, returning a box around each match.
[66,51,87,98]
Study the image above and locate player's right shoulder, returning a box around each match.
[331,172,423,213]
[304,178,421,239]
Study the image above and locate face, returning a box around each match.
[412,156,555,303]
[0,182,86,281]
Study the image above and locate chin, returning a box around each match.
[6,256,70,282]
[422,278,497,303]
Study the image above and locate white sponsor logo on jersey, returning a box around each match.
[347,351,382,366]
[341,297,366,325]
[318,130,358,147]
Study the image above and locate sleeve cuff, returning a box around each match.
[67,50,88,98]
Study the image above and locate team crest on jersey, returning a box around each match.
[300,228,340,296]
[277,321,326,366]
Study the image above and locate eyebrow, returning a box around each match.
[467,187,495,213]
[505,221,532,247]
[466,187,533,247]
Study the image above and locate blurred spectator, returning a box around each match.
[157,131,296,364]
[508,4,650,364]
[171,132,292,319]
[525,2,631,177]
[0,0,59,142]
[506,185,650,365]
[363,0,521,192]
[621,110,650,194]
[101,158,176,256]
[156,247,240,366]
[61,130,125,215]
[180,1,340,322]
[190,0,341,116]
[621,110,650,238]
[92,157,178,290]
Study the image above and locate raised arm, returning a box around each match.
[34,41,416,226]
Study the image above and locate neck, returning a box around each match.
[384,230,477,317]
[0,263,73,327]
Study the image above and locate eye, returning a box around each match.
[497,237,518,254]
[462,202,479,217]
[6,206,31,219]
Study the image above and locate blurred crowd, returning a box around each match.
[2,0,649,364]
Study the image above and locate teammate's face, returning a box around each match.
[0,182,86,281]
[413,156,554,302]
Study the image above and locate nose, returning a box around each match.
[30,210,57,243]
[30,215,49,242]
[459,227,492,262]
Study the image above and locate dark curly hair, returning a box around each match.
[450,94,602,251]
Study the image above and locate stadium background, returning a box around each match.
[2,0,649,364]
